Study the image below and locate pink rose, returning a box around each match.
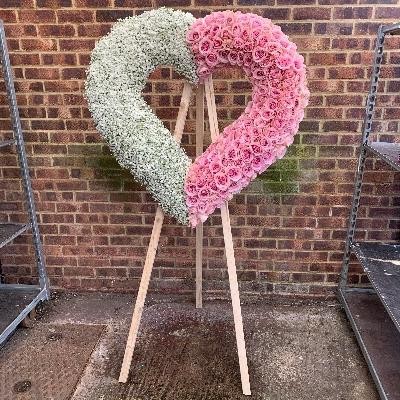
[242,163,256,179]
[259,108,274,121]
[185,182,197,196]
[214,172,230,190]
[228,50,239,64]
[196,176,207,189]
[252,47,267,63]
[251,143,263,155]
[240,146,253,164]
[209,179,218,192]
[252,68,265,80]
[251,155,264,172]
[198,65,211,78]
[230,179,243,194]
[243,41,253,53]
[220,27,232,41]
[187,29,201,44]
[243,52,253,67]
[212,36,223,50]
[186,195,199,207]
[226,145,240,160]
[206,52,219,66]
[199,187,210,200]
[293,54,305,72]
[232,23,242,37]
[276,145,287,159]
[276,54,293,70]
[227,166,242,182]
[217,49,229,63]
[199,37,212,55]
[251,27,262,40]
[189,215,199,228]
[209,159,222,174]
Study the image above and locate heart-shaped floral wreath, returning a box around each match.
[85,8,309,227]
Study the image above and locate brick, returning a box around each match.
[293,7,331,20]
[38,24,76,37]
[314,22,353,35]
[4,24,37,37]
[261,8,290,20]
[36,0,72,6]
[237,0,274,4]
[328,66,365,79]
[194,0,234,4]
[57,10,94,23]
[155,0,191,5]
[59,39,95,51]
[331,38,370,50]
[0,10,17,22]
[375,7,400,19]
[114,0,152,6]
[333,6,372,19]
[21,38,57,51]
[95,9,133,22]
[280,23,312,35]
[293,37,330,50]
[24,67,60,80]
[77,24,111,37]
[1,0,34,6]
[75,0,111,6]
[42,53,77,66]
[309,52,346,65]
[18,10,56,23]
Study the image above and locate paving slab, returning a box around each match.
[0,322,104,400]
[26,292,379,400]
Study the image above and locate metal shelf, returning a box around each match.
[365,142,400,172]
[382,23,400,35]
[0,223,30,249]
[0,139,15,148]
[0,285,47,346]
[340,23,400,400]
[351,242,400,333]
[339,288,400,400]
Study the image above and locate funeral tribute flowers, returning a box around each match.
[85,8,309,227]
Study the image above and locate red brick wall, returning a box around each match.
[0,0,399,299]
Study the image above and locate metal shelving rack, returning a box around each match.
[0,21,49,346]
[339,23,400,400]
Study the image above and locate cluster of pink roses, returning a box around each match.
[185,10,310,227]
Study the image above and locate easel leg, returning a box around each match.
[119,206,164,383]
[195,84,205,309]
[221,203,251,395]
[204,76,251,395]
[119,82,193,383]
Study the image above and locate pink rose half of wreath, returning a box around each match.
[185,11,309,227]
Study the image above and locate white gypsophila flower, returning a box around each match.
[85,8,198,225]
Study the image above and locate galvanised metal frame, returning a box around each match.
[0,20,49,346]
[340,24,386,288]
[339,23,400,400]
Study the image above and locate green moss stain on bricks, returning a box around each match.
[86,154,144,191]
[257,141,316,194]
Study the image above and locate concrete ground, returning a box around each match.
[6,292,379,400]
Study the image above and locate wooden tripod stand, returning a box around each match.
[118,76,251,396]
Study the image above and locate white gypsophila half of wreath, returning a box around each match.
[85,8,198,224]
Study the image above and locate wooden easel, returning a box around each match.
[118,76,251,396]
